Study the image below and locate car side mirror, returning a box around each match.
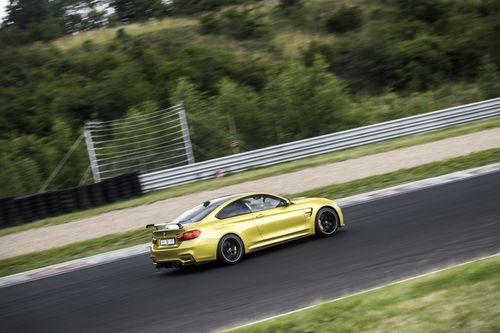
[146,224,155,229]
[281,200,291,207]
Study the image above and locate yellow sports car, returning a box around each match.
[147,192,344,268]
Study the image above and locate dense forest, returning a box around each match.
[1,0,500,197]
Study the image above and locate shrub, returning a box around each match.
[199,8,263,39]
[326,6,363,33]
[393,35,451,90]
[199,13,219,34]
[302,41,335,67]
[220,8,262,39]
[280,0,300,7]
[395,0,449,23]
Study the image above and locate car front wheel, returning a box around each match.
[315,207,339,237]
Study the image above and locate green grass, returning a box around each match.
[272,31,336,59]
[228,255,500,333]
[0,147,499,277]
[1,117,499,238]
[51,17,198,50]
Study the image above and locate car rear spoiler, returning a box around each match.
[146,223,184,230]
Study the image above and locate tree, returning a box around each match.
[170,78,228,159]
[262,57,350,140]
[178,45,232,94]
[1,0,66,43]
[84,9,107,29]
[478,56,500,99]
[0,135,53,196]
[170,0,240,14]
[0,149,23,197]
[45,119,87,190]
[59,1,109,33]
[3,0,52,29]
[214,78,270,149]
[110,0,167,22]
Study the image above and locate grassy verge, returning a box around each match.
[51,18,198,50]
[229,255,500,333]
[1,148,499,277]
[1,118,499,238]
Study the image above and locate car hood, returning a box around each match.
[291,197,334,205]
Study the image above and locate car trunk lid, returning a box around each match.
[152,224,185,248]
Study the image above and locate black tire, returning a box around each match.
[315,207,339,237]
[217,234,244,265]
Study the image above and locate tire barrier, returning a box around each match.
[0,173,142,228]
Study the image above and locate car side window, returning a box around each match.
[217,200,252,219]
[242,195,284,212]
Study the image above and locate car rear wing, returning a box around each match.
[146,223,184,230]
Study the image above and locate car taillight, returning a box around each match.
[151,236,157,245]
[177,230,201,241]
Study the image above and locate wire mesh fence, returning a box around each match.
[84,103,194,182]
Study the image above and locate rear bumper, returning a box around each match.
[153,259,193,269]
[150,252,196,268]
[149,238,217,267]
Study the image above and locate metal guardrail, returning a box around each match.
[139,98,500,192]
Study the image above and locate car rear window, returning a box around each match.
[172,196,234,224]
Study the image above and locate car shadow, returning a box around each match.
[244,229,347,262]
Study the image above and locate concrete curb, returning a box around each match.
[0,244,149,288]
[1,162,499,289]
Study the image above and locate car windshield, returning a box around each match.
[171,195,236,224]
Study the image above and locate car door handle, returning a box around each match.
[255,214,264,218]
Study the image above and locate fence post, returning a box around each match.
[178,102,195,164]
[84,122,101,183]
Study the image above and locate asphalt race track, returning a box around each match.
[1,172,500,333]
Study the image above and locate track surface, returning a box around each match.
[1,172,500,333]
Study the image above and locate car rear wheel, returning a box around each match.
[315,207,339,237]
[217,234,244,265]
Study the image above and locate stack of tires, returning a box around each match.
[0,173,143,228]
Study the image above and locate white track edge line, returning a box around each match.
[217,252,500,332]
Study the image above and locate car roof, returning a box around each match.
[207,192,266,201]
[217,192,284,202]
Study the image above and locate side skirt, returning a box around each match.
[248,231,311,253]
